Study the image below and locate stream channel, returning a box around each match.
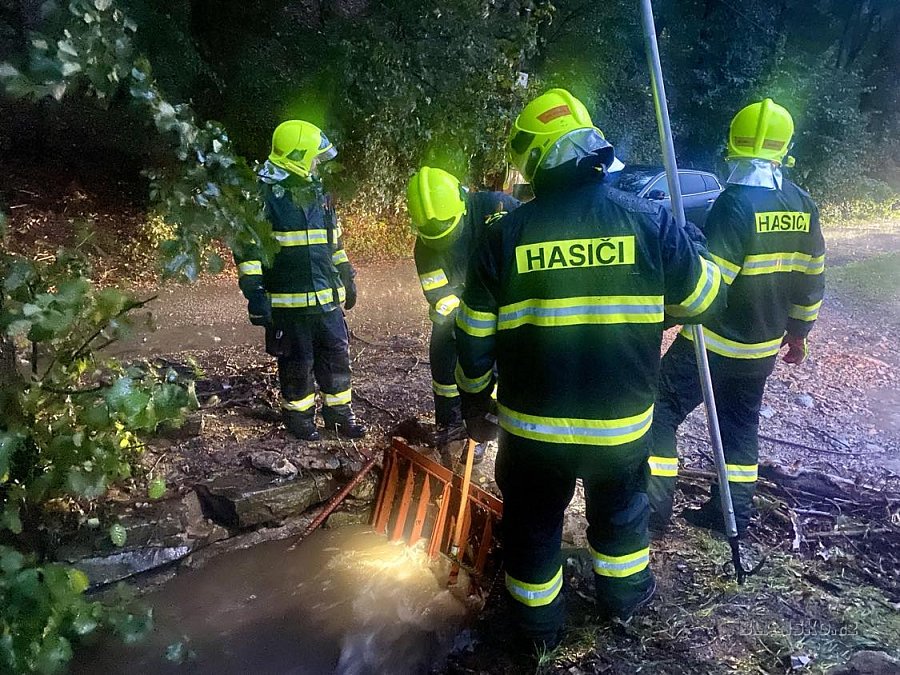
[71,526,471,674]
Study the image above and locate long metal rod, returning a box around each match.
[638,0,740,546]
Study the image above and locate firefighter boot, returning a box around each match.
[323,410,367,439]
[284,411,320,442]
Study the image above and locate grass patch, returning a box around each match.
[829,251,900,303]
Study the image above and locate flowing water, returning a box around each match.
[71,526,470,674]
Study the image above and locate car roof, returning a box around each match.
[619,164,716,176]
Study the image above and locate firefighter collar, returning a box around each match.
[258,160,292,184]
[726,158,783,190]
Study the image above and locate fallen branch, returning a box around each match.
[354,390,399,419]
[804,527,892,539]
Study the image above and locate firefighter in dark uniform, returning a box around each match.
[455,89,725,647]
[648,99,825,536]
[234,120,365,441]
[408,166,519,463]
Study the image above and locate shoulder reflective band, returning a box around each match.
[648,456,678,477]
[505,567,563,607]
[432,380,459,398]
[274,229,330,246]
[681,326,783,360]
[498,403,654,446]
[589,545,650,578]
[419,269,449,292]
[726,463,758,483]
[271,288,340,307]
[788,300,822,322]
[455,363,492,394]
[741,252,825,276]
[666,257,721,318]
[324,389,352,407]
[456,301,498,337]
[332,249,349,265]
[710,253,740,285]
[282,394,316,412]
[434,294,460,317]
[497,295,663,330]
[238,260,263,277]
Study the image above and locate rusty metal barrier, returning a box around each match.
[372,438,503,584]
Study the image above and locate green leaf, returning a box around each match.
[147,476,166,500]
[105,377,152,421]
[0,431,23,484]
[0,546,25,574]
[66,466,108,499]
[109,523,127,547]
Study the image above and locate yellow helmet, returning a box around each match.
[508,88,595,181]
[727,99,794,164]
[407,167,467,242]
[269,120,337,177]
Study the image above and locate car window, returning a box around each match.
[679,173,706,196]
[646,176,669,197]
[702,174,721,191]
[615,168,661,194]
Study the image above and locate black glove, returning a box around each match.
[340,266,357,311]
[464,413,498,443]
[247,291,271,326]
[343,277,357,310]
[683,219,707,246]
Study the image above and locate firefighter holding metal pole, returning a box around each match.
[646,97,826,538]
[454,88,724,649]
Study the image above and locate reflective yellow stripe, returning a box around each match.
[324,389,352,407]
[455,363,492,394]
[741,252,825,276]
[505,568,563,607]
[667,257,721,317]
[456,301,497,337]
[681,326,783,360]
[648,456,678,477]
[338,285,346,303]
[498,403,653,446]
[788,300,822,322]
[589,545,650,578]
[282,394,316,412]
[332,249,349,265]
[497,295,663,330]
[270,288,340,308]
[238,260,263,277]
[710,253,740,285]
[274,229,330,247]
[726,463,758,483]
[432,380,459,398]
[419,269,449,292]
[434,294,460,317]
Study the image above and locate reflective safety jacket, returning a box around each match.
[682,178,825,364]
[455,177,724,447]
[414,191,519,324]
[235,163,354,319]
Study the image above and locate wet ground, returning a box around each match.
[71,526,469,675]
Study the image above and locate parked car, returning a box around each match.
[613,165,723,227]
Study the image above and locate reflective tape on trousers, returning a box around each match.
[726,463,758,483]
[282,394,316,412]
[324,389,352,407]
[648,456,678,477]
[505,567,563,607]
[432,380,460,398]
[589,545,651,578]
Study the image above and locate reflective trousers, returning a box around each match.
[496,432,653,643]
[429,320,461,427]
[648,335,771,533]
[266,310,354,424]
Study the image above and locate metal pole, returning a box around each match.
[638,0,743,560]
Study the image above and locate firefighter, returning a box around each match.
[408,167,519,464]
[647,99,825,536]
[455,89,724,647]
[234,120,365,441]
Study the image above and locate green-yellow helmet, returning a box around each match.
[407,167,467,242]
[727,99,794,164]
[269,120,337,178]
[508,88,595,182]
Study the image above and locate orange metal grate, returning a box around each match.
[372,438,503,583]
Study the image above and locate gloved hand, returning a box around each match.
[343,277,357,311]
[247,291,271,326]
[464,413,499,443]
[684,219,707,246]
[782,334,809,364]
